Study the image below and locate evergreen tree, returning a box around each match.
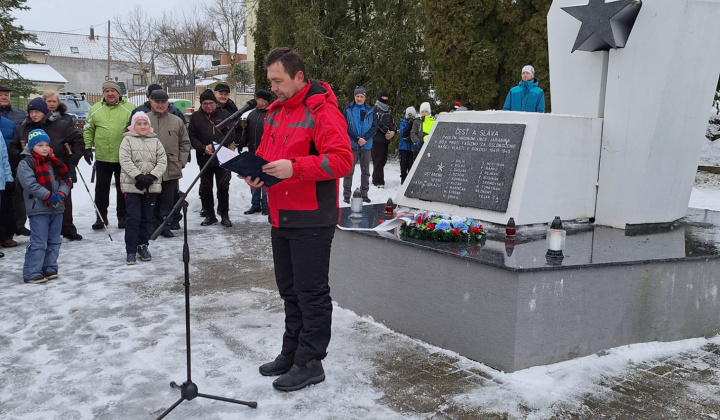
[0,0,37,96]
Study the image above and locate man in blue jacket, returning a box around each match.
[502,65,545,113]
[342,86,377,203]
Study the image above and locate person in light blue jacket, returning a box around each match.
[503,65,545,113]
[0,133,13,258]
[342,86,377,203]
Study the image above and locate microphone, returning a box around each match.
[216,99,258,130]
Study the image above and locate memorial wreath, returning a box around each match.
[398,212,486,242]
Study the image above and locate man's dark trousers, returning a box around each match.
[154,179,177,227]
[199,166,230,217]
[371,142,389,186]
[94,161,126,222]
[271,226,335,366]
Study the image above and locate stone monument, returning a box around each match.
[330,0,720,372]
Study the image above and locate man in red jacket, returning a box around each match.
[243,47,353,392]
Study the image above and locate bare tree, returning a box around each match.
[155,9,213,86]
[203,0,247,66]
[112,5,158,85]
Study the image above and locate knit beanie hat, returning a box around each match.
[102,80,122,94]
[354,86,366,97]
[27,128,50,150]
[522,65,535,78]
[199,89,216,103]
[27,97,49,115]
[405,106,417,119]
[254,89,273,103]
[128,111,154,134]
[419,102,431,114]
[147,83,163,97]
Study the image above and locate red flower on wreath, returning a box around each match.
[470,226,481,234]
[426,223,435,230]
[452,228,461,236]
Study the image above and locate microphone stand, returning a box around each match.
[153,112,257,419]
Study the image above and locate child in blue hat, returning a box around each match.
[16,128,71,283]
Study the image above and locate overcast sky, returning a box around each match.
[13,0,200,34]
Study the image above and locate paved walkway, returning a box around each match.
[202,221,720,419]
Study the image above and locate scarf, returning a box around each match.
[31,149,70,203]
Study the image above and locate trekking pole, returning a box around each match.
[76,166,113,241]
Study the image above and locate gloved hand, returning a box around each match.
[46,192,65,208]
[84,149,93,165]
[134,174,156,191]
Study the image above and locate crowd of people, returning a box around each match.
[0,62,544,278]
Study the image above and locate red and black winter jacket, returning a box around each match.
[257,79,353,228]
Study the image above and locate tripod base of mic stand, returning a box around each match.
[156,380,257,419]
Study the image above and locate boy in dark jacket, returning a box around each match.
[17,129,71,283]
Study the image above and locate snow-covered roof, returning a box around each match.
[25,30,124,61]
[5,63,67,84]
[207,38,247,55]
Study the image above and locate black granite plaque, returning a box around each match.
[404,122,525,212]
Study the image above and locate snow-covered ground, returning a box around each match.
[1,152,719,419]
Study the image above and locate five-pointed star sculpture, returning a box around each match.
[562,0,642,52]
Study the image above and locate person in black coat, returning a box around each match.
[214,83,239,114]
[237,89,272,215]
[10,98,85,241]
[188,89,236,227]
[43,90,76,128]
[129,84,187,124]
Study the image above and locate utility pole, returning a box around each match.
[107,20,111,80]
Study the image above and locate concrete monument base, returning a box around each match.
[330,205,720,372]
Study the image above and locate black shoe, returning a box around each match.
[63,232,83,241]
[137,244,152,261]
[221,215,232,227]
[43,271,59,280]
[343,198,350,204]
[244,207,261,215]
[0,251,4,258]
[16,227,31,236]
[92,216,107,230]
[259,353,295,377]
[160,228,174,238]
[169,220,181,230]
[126,253,137,265]
[363,198,371,203]
[261,208,269,216]
[118,216,125,229]
[272,360,325,392]
[201,216,218,226]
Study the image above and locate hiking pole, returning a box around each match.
[76,166,113,241]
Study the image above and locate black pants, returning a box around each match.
[61,187,78,236]
[399,150,415,184]
[124,193,155,254]
[94,161,126,222]
[199,166,230,217]
[371,142,389,186]
[13,179,26,232]
[271,226,335,366]
[154,179,177,226]
[0,187,15,241]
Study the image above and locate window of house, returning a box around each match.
[70,46,79,54]
[133,74,146,86]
